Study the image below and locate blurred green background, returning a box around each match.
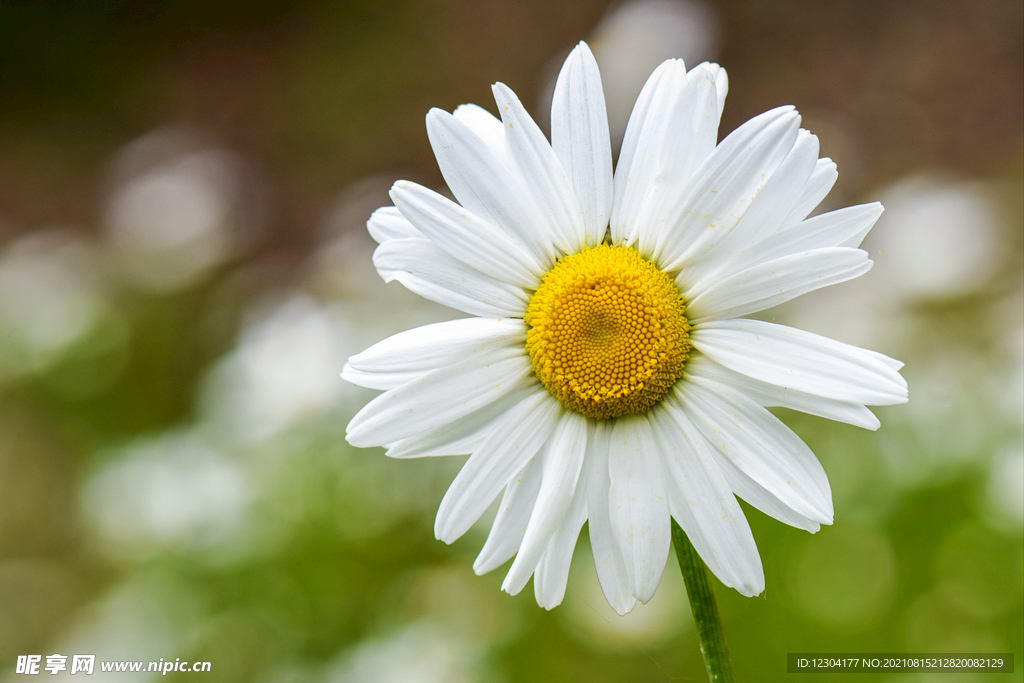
[0,0,1021,681]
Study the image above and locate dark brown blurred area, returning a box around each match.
[1,0,1020,253]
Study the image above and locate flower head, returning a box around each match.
[343,42,908,614]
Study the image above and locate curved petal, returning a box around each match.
[533,424,592,608]
[384,385,535,458]
[585,421,637,615]
[709,442,822,533]
[453,103,506,161]
[426,108,557,267]
[613,61,723,250]
[340,366,414,391]
[723,202,884,277]
[390,180,543,287]
[346,317,526,377]
[684,353,881,430]
[691,319,908,406]
[435,389,562,543]
[610,59,683,245]
[473,454,543,574]
[607,415,671,603]
[346,347,533,447]
[685,247,873,323]
[503,412,587,595]
[493,82,586,255]
[783,157,838,227]
[648,402,764,596]
[654,107,801,278]
[551,42,613,248]
[679,128,820,288]
[367,206,421,243]
[629,65,721,258]
[373,238,528,317]
[695,62,728,119]
[675,377,834,524]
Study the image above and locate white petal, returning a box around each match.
[633,64,722,258]
[676,377,834,523]
[367,206,421,243]
[863,348,904,371]
[493,82,586,255]
[710,445,821,532]
[648,402,764,596]
[610,59,683,245]
[582,422,637,615]
[503,412,587,595]
[685,247,873,323]
[691,319,908,406]
[435,390,562,543]
[783,157,838,227]
[426,108,556,267]
[373,238,528,317]
[725,203,884,276]
[695,62,729,119]
[390,180,542,287]
[473,454,543,574]
[453,103,506,161]
[341,366,414,391]
[680,128,820,288]
[533,428,592,609]
[550,42,613,248]
[346,348,533,447]
[607,415,671,603]
[737,129,819,232]
[613,60,724,249]
[384,385,535,458]
[685,353,881,430]
[346,317,525,376]
[654,107,801,278]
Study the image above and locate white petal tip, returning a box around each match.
[633,579,661,605]
[472,554,502,576]
[736,582,765,598]
[500,576,528,596]
[344,425,374,450]
[611,597,638,616]
[433,520,459,545]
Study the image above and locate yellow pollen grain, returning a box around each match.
[524,244,690,420]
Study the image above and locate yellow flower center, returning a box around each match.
[524,244,690,420]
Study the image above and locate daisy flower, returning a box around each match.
[343,42,908,614]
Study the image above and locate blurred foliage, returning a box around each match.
[0,0,1022,682]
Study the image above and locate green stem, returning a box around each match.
[672,519,736,683]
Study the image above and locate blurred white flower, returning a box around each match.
[0,231,110,380]
[561,543,691,650]
[40,575,198,681]
[326,623,479,683]
[775,175,1009,354]
[202,294,358,444]
[987,444,1024,528]
[587,0,719,145]
[105,129,260,292]
[82,430,252,557]
[995,320,1024,429]
[864,176,1003,301]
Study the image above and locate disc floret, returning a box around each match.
[525,244,690,419]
